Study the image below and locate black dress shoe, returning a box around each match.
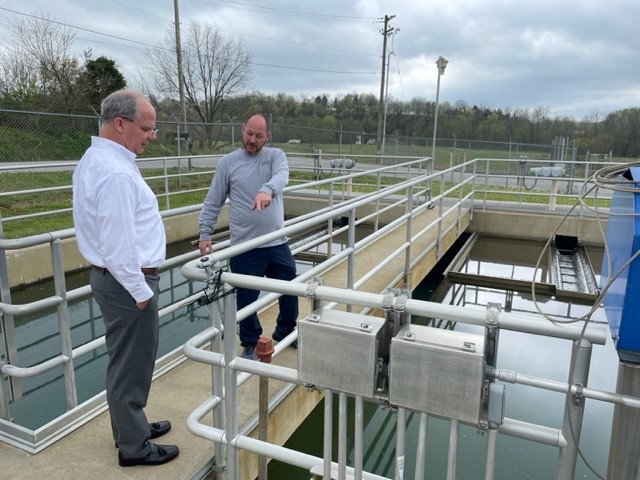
[150,420,171,439]
[114,421,172,448]
[118,442,179,467]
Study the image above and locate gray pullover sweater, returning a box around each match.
[198,146,289,247]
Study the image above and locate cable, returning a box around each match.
[526,160,640,479]
[197,267,233,305]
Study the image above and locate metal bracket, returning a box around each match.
[573,382,584,402]
[381,289,395,311]
[393,291,409,313]
[306,276,323,312]
[305,276,322,298]
[485,302,502,327]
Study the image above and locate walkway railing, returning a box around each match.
[178,268,621,480]
[0,154,629,478]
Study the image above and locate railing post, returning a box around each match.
[223,282,238,480]
[484,427,498,480]
[556,338,592,479]
[414,412,429,480]
[395,407,406,480]
[163,158,170,210]
[209,296,226,478]
[446,419,459,480]
[0,245,21,404]
[51,238,78,409]
[338,391,348,480]
[323,389,334,480]
[436,173,444,259]
[354,395,364,480]
[347,209,356,302]
[606,361,640,479]
[404,185,413,287]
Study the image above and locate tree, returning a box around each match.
[0,46,40,107]
[79,53,126,110]
[11,10,81,112]
[146,20,252,146]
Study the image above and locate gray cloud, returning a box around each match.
[0,0,638,119]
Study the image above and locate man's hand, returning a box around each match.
[252,191,272,210]
[136,299,149,311]
[199,239,213,255]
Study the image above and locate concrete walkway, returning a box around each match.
[0,205,469,480]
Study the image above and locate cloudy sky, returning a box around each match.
[0,0,638,119]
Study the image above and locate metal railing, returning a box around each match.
[0,157,432,446]
[0,150,619,239]
[0,154,629,477]
[178,270,619,480]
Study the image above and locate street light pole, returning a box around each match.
[431,56,448,166]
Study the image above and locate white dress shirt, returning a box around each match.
[72,136,166,302]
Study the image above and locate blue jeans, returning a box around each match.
[229,243,299,347]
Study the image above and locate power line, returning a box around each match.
[249,60,376,75]
[191,0,375,23]
[0,6,170,51]
[218,28,378,58]
[0,6,379,76]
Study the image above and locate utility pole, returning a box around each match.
[173,0,188,159]
[376,14,395,149]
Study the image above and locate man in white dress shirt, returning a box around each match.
[72,89,179,467]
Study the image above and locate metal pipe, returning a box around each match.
[446,419,458,480]
[51,238,77,410]
[209,299,226,477]
[324,389,334,480]
[223,283,238,479]
[355,395,364,480]
[492,368,640,408]
[499,418,566,447]
[414,413,428,480]
[484,428,498,480]
[395,408,406,480]
[339,392,347,479]
[607,362,640,479]
[557,339,592,479]
[191,272,607,345]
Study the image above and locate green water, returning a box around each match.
[269,237,616,479]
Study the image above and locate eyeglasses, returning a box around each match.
[120,116,158,136]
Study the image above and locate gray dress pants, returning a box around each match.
[90,268,160,455]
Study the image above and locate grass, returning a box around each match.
[0,160,610,239]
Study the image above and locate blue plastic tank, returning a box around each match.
[601,167,640,363]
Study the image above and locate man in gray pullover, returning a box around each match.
[198,113,298,360]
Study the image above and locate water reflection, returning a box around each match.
[6,244,211,429]
[272,236,616,480]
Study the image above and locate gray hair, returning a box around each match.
[100,89,144,125]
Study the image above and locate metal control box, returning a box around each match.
[389,324,486,425]
[298,309,385,398]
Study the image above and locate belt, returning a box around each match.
[91,265,158,275]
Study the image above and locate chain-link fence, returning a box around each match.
[2,108,590,164]
[2,108,614,239]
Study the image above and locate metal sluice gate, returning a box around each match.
[549,234,599,297]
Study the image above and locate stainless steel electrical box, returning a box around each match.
[298,309,385,398]
[389,324,486,425]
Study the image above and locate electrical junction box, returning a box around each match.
[297,308,385,398]
[389,324,487,425]
[601,167,640,363]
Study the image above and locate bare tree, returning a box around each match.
[11,11,81,111]
[146,20,252,144]
[0,46,40,104]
